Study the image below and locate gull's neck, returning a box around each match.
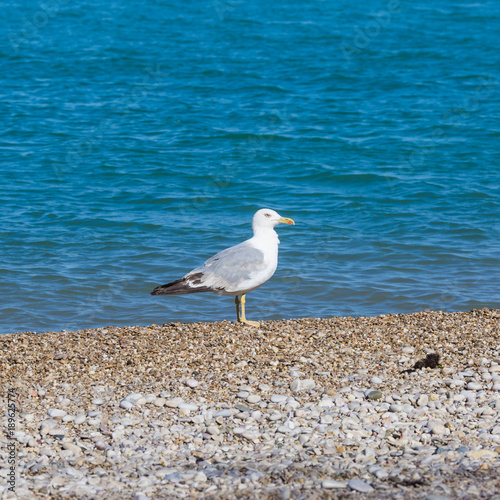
[251,226,280,246]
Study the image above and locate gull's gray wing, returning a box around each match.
[151,240,266,295]
[188,241,266,293]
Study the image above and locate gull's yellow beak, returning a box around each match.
[277,217,295,225]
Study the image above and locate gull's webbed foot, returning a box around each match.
[239,318,259,327]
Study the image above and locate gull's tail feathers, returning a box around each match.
[150,273,212,295]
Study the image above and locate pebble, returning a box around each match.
[318,397,334,407]
[185,379,199,388]
[242,430,260,440]
[40,419,58,432]
[74,414,86,425]
[62,442,82,455]
[348,478,374,493]
[389,403,403,412]
[417,394,429,406]
[466,449,498,460]
[125,393,144,403]
[466,382,482,390]
[235,404,252,412]
[428,422,448,435]
[164,397,183,408]
[270,395,288,403]
[322,480,347,489]
[178,403,198,412]
[214,409,232,418]
[194,471,207,482]
[47,409,67,418]
[120,400,134,410]
[290,378,316,393]
[95,440,107,450]
[144,394,157,403]
[366,390,383,400]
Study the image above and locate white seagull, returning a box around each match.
[151,208,295,326]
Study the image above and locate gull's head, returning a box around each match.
[252,208,295,231]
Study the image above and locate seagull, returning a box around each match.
[151,208,295,326]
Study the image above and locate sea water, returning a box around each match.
[1,0,499,332]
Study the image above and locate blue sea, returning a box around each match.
[1,0,499,333]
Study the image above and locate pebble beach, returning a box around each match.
[2,309,500,499]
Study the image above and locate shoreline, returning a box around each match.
[2,309,500,498]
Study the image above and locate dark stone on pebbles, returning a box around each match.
[402,353,440,374]
[366,390,383,400]
[235,404,253,412]
[434,447,454,455]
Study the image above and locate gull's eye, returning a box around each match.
[264,213,271,218]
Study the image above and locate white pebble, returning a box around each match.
[428,421,447,435]
[47,409,67,418]
[61,442,82,456]
[165,397,184,408]
[348,478,374,493]
[194,471,207,482]
[270,395,288,404]
[178,403,198,412]
[290,379,316,393]
[95,440,107,450]
[125,393,144,403]
[322,480,347,489]
[466,382,482,391]
[417,394,429,406]
[185,379,199,388]
[74,414,86,425]
[318,398,334,408]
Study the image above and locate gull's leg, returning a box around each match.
[239,294,259,327]
[235,296,241,322]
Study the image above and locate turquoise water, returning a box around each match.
[1,0,499,333]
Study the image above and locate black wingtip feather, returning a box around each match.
[150,276,213,295]
[151,278,185,295]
